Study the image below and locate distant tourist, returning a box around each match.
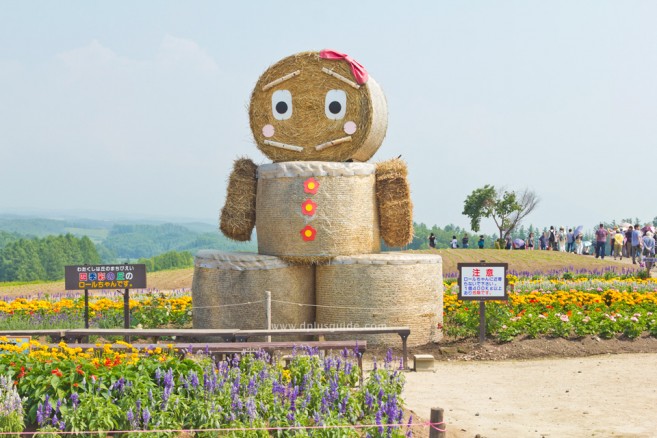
[595,223,608,259]
[527,232,535,250]
[548,226,557,250]
[539,232,547,250]
[625,226,634,259]
[613,229,624,260]
[566,228,575,252]
[428,233,436,249]
[462,234,469,248]
[451,235,458,249]
[558,227,567,252]
[478,235,485,249]
[575,233,583,255]
[631,224,643,264]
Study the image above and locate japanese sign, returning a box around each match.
[457,262,508,301]
[65,264,147,290]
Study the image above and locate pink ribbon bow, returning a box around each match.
[319,49,369,85]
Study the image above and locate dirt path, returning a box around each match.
[402,353,657,438]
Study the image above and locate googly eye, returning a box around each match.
[325,90,346,120]
[272,90,292,120]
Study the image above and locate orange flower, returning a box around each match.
[51,368,63,377]
[301,199,318,216]
[300,225,317,241]
[304,177,319,194]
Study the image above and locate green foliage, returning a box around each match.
[462,185,521,238]
[137,250,193,272]
[0,234,100,282]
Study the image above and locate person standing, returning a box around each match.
[631,224,643,265]
[451,235,458,249]
[558,227,567,252]
[478,235,485,249]
[566,228,574,253]
[462,234,469,248]
[539,232,547,250]
[428,233,436,249]
[548,226,557,250]
[625,226,634,259]
[643,232,656,270]
[595,224,608,259]
[613,229,625,260]
[527,232,535,250]
[575,233,584,255]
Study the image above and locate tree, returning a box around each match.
[462,185,539,241]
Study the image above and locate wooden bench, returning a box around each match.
[235,327,411,369]
[64,328,238,343]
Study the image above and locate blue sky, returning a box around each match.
[1,1,656,235]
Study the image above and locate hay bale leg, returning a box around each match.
[192,251,316,341]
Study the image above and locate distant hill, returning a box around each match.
[0,214,256,262]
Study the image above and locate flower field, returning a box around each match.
[0,340,410,436]
[444,273,657,341]
[0,290,192,330]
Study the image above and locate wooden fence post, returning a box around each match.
[429,407,445,438]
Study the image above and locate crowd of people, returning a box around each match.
[429,224,657,267]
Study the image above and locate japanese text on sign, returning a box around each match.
[65,264,147,290]
[457,263,508,301]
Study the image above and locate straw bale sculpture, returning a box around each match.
[194,50,443,346]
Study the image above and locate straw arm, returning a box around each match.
[375,158,414,247]
[219,158,258,241]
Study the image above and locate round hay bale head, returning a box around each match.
[249,51,387,163]
[192,250,315,341]
[316,253,443,347]
[256,161,380,259]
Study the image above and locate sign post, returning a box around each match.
[457,261,508,343]
[65,264,147,342]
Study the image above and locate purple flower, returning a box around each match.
[70,393,79,409]
[142,407,151,428]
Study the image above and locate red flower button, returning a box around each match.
[300,225,317,241]
[301,199,318,216]
[304,177,319,194]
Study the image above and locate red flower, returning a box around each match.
[303,177,319,194]
[51,368,63,377]
[301,199,318,216]
[76,365,85,376]
[17,367,26,379]
[300,225,317,241]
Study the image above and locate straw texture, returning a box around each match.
[220,158,258,241]
[375,159,413,247]
[249,51,387,162]
[256,161,380,260]
[192,251,315,341]
[316,253,443,347]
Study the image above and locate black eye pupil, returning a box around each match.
[329,101,342,114]
[275,101,288,114]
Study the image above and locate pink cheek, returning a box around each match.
[343,121,357,135]
[262,124,275,138]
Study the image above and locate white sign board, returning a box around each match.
[458,263,508,301]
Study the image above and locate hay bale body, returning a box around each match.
[316,253,443,347]
[256,161,380,260]
[192,250,315,340]
[249,51,388,163]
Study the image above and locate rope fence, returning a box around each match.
[0,421,446,436]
